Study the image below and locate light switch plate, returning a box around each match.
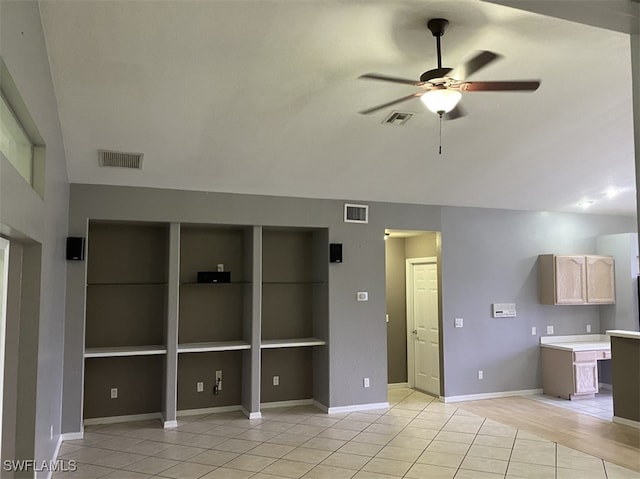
[454,318,463,328]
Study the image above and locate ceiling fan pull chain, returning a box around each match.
[438,114,443,155]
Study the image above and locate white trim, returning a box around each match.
[442,389,543,403]
[613,416,640,429]
[326,402,390,414]
[260,399,314,409]
[60,432,84,441]
[241,407,262,420]
[162,420,178,429]
[83,412,161,426]
[46,435,65,479]
[0,236,9,458]
[313,400,328,412]
[387,383,410,389]
[177,405,243,417]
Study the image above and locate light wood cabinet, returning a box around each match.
[538,254,615,305]
[541,347,600,399]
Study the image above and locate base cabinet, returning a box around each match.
[541,348,601,399]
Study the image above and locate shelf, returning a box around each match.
[87,283,168,286]
[262,282,326,285]
[260,338,326,349]
[180,282,249,286]
[178,341,251,353]
[84,345,167,358]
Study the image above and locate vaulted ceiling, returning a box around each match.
[39,0,637,215]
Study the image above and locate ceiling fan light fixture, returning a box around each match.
[420,89,462,114]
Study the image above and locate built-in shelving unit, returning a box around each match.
[81,222,328,425]
[261,228,328,405]
[83,221,168,421]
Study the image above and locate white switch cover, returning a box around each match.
[386,314,389,323]
[478,370,484,380]
[531,326,537,336]
[586,324,591,333]
[110,388,118,399]
[363,377,370,388]
[547,325,554,335]
[273,376,279,386]
[197,382,204,393]
[454,318,463,328]
[357,292,368,301]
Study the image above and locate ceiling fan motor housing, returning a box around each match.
[427,18,449,37]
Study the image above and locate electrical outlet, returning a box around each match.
[547,325,554,335]
[531,326,537,336]
[586,324,591,333]
[217,263,224,272]
[478,370,484,380]
[454,318,463,328]
[273,375,279,386]
[50,425,54,441]
[110,388,118,399]
[197,382,204,393]
[363,377,370,388]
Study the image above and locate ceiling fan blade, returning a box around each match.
[450,50,501,80]
[444,104,465,120]
[358,92,424,115]
[459,80,541,91]
[359,73,423,86]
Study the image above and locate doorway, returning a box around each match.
[406,258,439,395]
[384,230,441,397]
[0,236,9,454]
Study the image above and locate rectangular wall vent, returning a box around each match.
[344,203,368,224]
[98,150,144,169]
[383,111,413,126]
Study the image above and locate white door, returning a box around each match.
[0,237,9,454]
[408,260,439,395]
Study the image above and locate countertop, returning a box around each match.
[540,334,610,352]
[606,330,640,340]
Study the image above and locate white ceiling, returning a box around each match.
[38,0,637,216]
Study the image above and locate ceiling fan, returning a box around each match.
[359,18,541,119]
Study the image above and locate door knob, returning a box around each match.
[412,330,418,335]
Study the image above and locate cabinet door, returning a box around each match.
[586,255,615,304]
[573,362,598,394]
[555,256,586,304]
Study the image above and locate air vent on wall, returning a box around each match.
[344,203,368,224]
[98,150,144,169]
[383,111,413,126]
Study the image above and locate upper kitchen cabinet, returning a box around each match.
[538,254,615,305]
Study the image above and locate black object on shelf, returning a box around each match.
[197,271,231,283]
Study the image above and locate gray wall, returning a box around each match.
[0,0,69,473]
[440,207,634,397]
[598,233,639,332]
[63,185,635,434]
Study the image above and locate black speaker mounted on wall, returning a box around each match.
[66,237,85,261]
[329,243,342,263]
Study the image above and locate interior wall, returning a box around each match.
[63,185,636,431]
[0,0,70,471]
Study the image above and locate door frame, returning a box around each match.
[0,236,9,454]
[405,256,438,390]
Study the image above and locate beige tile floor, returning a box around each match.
[54,389,640,479]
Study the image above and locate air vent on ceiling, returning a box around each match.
[98,150,144,169]
[383,111,413,126]
[344,203,368,224]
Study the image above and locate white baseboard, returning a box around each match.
[83,412,161,426]
[387,383,410,389]
[598,383,612,391]
[613,416,640,429]
[260,399,315,409]
[241,407,262,420]
[325,402,390,414]
[60,431,84,441]
[442,389,543,403]
[45,435,65,479]
[177,405,243,417]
